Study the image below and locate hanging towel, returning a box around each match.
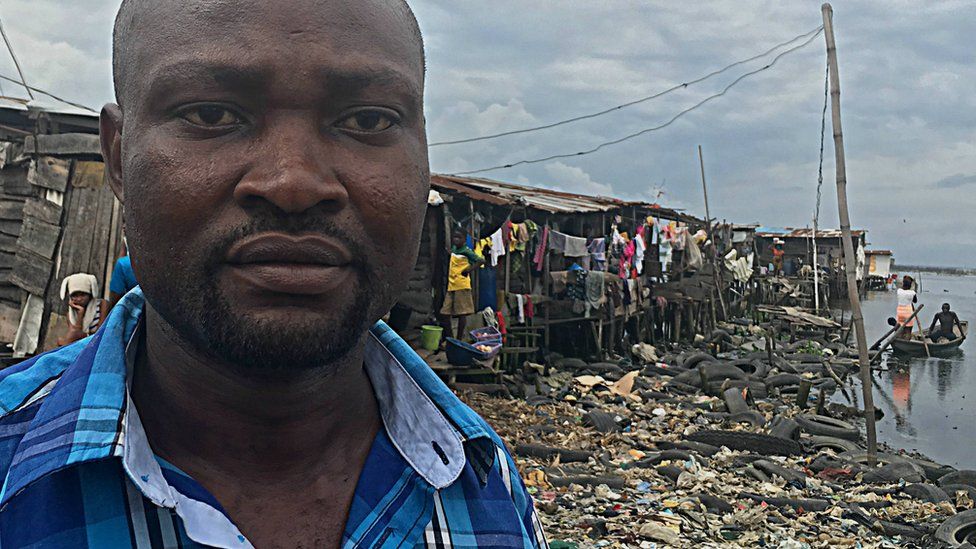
[533,226,550,270]
[549,230,588,257]
[478,267,498,310]
[525,295,535,319]
[587,238,606,271]
[635,226,647,275]
[515,294,525,324]
[585,271,605,316]
[490,229,506,267]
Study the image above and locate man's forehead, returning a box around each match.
[117,0,424,101]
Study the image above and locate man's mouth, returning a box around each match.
[224,232,355,296]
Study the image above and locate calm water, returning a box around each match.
[848,273,975,468]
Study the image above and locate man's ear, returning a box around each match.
[100,104,124,203]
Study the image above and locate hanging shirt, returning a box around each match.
[490,229,506,267]
[0,289,548,549]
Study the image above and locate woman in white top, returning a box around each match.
[896,275,918,338]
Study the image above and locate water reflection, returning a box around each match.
[842,273,975,468]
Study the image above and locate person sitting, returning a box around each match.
[928,303,964,343]
[895,275,917,339]
[57,273,107,346]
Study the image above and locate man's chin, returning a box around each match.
[191,293,376,373]
[203,316,370,373]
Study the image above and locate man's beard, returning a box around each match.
[147,216,379,373]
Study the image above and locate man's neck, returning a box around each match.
[130,305,381,482]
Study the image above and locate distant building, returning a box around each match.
[865,250,894,291]
[866,250,894,278]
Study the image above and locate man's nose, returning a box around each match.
[234,114,349,214]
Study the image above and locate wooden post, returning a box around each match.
[698,145,728,320]
[823,2,878,464]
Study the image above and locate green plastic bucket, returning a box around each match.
[420,325,444,351]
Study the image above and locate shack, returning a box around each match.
[0,99,122,356]
[399,174,721,365]
[755,227,867,302]
[865,249,894,291]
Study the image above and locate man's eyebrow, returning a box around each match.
[144,60,422,100]
[320,67,423,98]
[145,61,269,94]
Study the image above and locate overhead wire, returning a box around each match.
[430,25,824,147]
[0,73,98,113]
[814,58,829,227]
[453,27,825,176]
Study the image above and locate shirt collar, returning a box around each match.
[1,287,495,511]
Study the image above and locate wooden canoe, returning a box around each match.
[891,321,968,357]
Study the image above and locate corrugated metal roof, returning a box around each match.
[431,174,696,221]
[0,96,96,118]
[755,227,865,239]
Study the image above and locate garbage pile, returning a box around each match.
[457,323,976,548]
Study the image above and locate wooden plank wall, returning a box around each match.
[0,153,122,349]
[40,161,121,351]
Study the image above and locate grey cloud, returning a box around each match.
[934,174,976,189]
[2,1,973,265]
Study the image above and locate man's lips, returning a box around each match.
[226,233,353,267]
[224,233,355,296]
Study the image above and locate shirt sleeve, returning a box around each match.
[495,445,548,548]
[459,248,483,264]
[109,259,126,294]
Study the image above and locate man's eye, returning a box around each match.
[337,110,398,133]
[181,106,241,127]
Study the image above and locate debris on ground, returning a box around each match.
[451,322,972,548]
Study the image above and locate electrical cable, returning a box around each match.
[430,25,823,147]
[814,58,829,228]
[0,73,97,113]
[453,28,824,176]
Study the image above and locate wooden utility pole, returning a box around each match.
[698,145,727,320]
[822,3,878,464]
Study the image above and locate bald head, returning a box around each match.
[112,0,424,106]
[100,0,431,371]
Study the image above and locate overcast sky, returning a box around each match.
[1,1,974,266]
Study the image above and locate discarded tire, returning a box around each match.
[583,410,622,433]
[728,410,767,429]
[515,443,593,463]
[686,430,802,456]
[768,416,801,441]
[695,493,733,515]
[722,387,750,415]
[737,492,830,511]
[795,414,861,441]
[765,373,803,389]
[903,483,950,503]
[943,484,976,501]
[939,470,976,489]
[936,509,976,546]
[681,352,718,369]
[861,461,926,484]
[726,359,769,378]
[802,435,862,454]
[837,451,910,467]
[554,357,587,370]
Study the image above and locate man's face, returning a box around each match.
[105,0,429,371]
[944,304,951,313]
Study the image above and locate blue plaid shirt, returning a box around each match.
[0,288,547,548]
